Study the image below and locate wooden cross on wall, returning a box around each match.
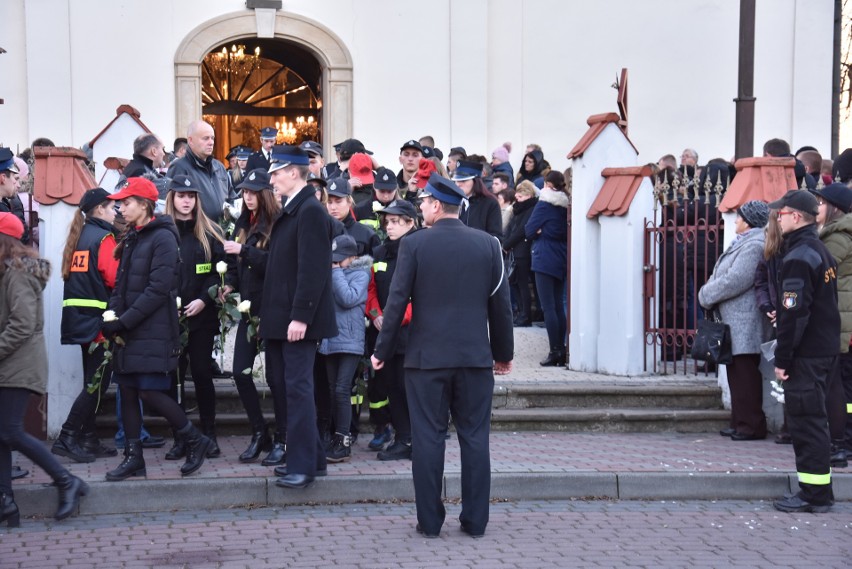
[613,67,628,136]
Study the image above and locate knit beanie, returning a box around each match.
[492,143,511,163]
[737,200,769,229]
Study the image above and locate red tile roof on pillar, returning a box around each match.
[719,157,798,213]
[88,104,152,147]
[587,165,653,219]
[567,112,637,159]
[33,146,97,206]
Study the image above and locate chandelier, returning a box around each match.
[209,45,261,79]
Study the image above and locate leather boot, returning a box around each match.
[261,431,286,466]
[178,422,212,476]
[830,440,848,468]
[202,422,221,458]
[239,424,271,463]
[80,431,118,458]
[105,439,146,481]
[51,429,95,463]
[326,432,351,463]
[539,348,566,367]
[1,493,20,528]
[54,473,89,520]
[164,429,186,460]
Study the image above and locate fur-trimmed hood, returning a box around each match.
[348,254,374,271]
[2,256,51,288]
[538,187,569,208]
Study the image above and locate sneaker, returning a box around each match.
[378,440,412,461]
[368,425,393,450]
[326,433,351,463]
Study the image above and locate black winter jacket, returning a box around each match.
[461,194,503,240]
[342,213,380,256]
[229,213,272,316]
[175,218,225,332]
[109,215,181,374]
[503,198,537,259]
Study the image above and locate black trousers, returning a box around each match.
[368,360,392,429]
[825,356,846,441]
[405,367,494,535]
[839,351,852,446]
[509,255,533,321]
[0,388,69,496]
[375,354,410,441]
[785,356,834,505]
[178,320,218,428]
[61,343,112,434]
[265,339,325,475]
[725,354,766,437]
[232,318,269,433]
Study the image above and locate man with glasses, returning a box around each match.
[768,189,840,513]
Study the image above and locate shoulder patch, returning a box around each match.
[782,292,798,309]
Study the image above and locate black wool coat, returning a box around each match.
[109,215,181,374]
[228,213,272,316]
[461,194,503,240]
[260,186,338,341]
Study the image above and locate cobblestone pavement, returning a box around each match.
[1,500,850,568]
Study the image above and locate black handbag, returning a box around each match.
[690,310,733,365]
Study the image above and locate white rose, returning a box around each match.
[102,310,118,322]
[176,296,182,309]
[237,300,252,314]
[216,261,228,275]
[372,201,383,212]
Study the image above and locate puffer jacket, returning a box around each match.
[109,215,181,374]
[698,228,771,355]
[525,187,569,279]
[319,255,372,356]
[0,255,50,394]
[819,213,852,352]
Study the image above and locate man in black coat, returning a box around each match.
[261,145,337,489]
[166,121,232,222]
[371,173,514,539]
[245,127,277,173]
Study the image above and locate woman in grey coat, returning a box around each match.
[698,200,771,441]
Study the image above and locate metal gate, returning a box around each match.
[643,166,727,374]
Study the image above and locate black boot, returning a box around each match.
[326,432,351,463]
[51,429,95,463]
[54,473,88,520]
[539,348,566,367]
[202,422,221,458]
[164,429,186,460]
[80,431,117,458]
[105,439,146,481]
[830,440,848,468]
[261,432,286,466]
[178,422,212,476]
[239,425,271,463]
[1,493,19,528]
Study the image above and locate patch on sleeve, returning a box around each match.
[782,292,798,309]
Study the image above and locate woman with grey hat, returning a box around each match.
[699,200,772,441]
[812,182,852,466]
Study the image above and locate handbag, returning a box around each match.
[505,250,516,279]
[690,309,733,365]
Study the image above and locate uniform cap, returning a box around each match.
[400,139,423,153]
[379,199,417,218]
[339,138,372,160]
[451,160,484,181]
[331,234,358,262]
[259,126,278,140]
[236,169,272,192]
[420,173,466,206]
[373,167,398,191]
[299,140,323,158]
[168,174,200,194]
[326,178,353,198]
[307,171,327,187]
[79,188,111,213]
[0,147,19,174]
[268,145,310,173]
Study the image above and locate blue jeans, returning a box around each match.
[535,272,567,351]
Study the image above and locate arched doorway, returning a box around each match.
[174,11,353,160]
[201,38,322,160]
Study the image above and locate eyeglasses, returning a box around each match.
[777,211,797,220]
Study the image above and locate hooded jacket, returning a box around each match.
[319,254,373,355]
[819,213,852,352]
[0,255,50,394]
[109,215,182,374]
[525,187,569,279]
[516,150,546,189]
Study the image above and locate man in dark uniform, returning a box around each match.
[371,173,514,538]
[354,166,399,233]
[0,148,29,244]
[245,126,278,172]
[261,145,337,490]
[769,189,840,513]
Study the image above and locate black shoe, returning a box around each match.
[730,432,766,441]
[830,442,848,468]
[54,474,88,520]
[775,433,793,445]
[11,466,28,480]
[164,430,187,461]
[415,524,439,538]
[273,465,327,477]
[774,494,831,513]
[326,433,351,463]
[513,316,531,327]
[275,474,314,489]
[460,524,484,539]
[1,493,20,528]
[211,358,230,378]
[80,432,117,458]
[539,348,566,367]
[261,433,286,466]
[140,435,166,449]
[177,423,212,476]
[378,440,412,461]
[239,427,271,463]
[202,424,221,458]
[51,429,95,463]
[106,440,146,482]
[719,428,736,437]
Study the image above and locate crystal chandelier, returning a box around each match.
[209,45,261,79]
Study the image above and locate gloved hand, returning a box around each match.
[102,319,125,338]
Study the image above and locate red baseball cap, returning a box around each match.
[0,212,24,239]
[415,158,438,189]
[108,177,159,202]
[348,153,375,184]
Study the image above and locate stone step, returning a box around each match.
[490,407,730,433]
[495,382,724,410]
